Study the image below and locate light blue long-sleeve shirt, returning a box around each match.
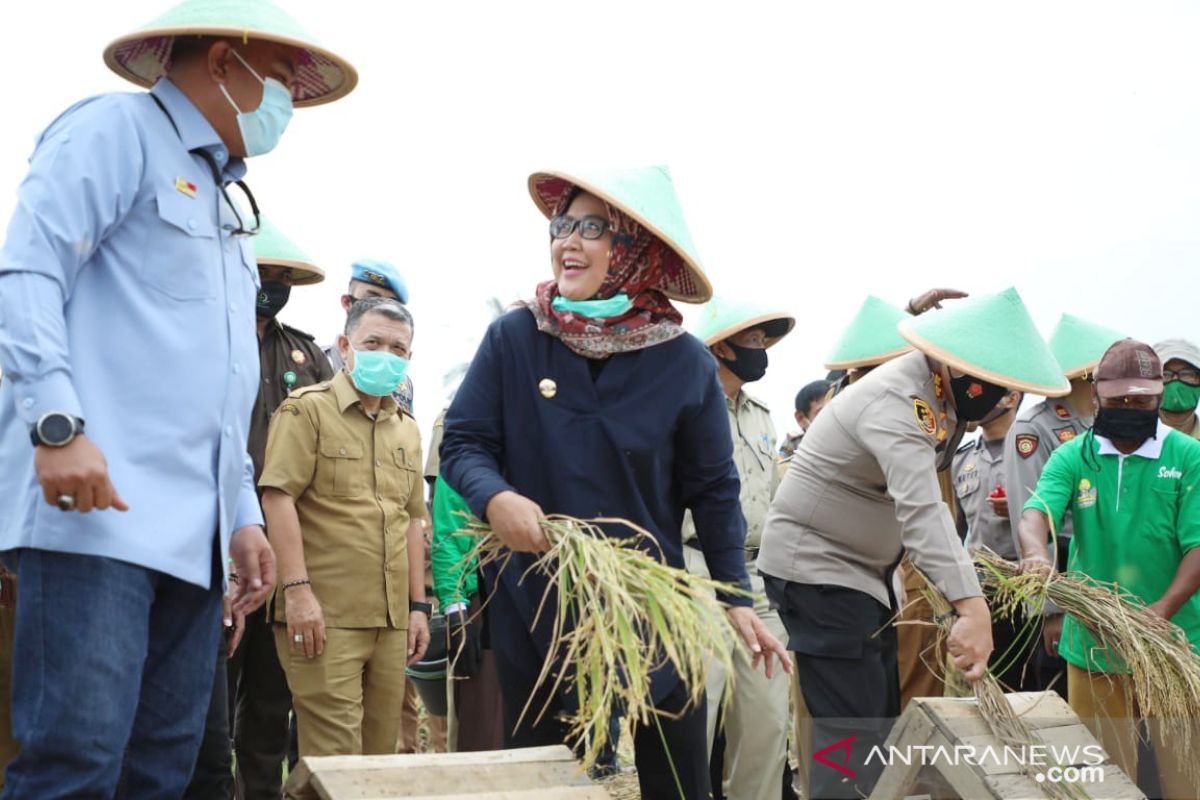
[0,78,263,589]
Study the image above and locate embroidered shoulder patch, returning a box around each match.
[1016,434,1039,458]
[913,398,937,436]
[1054,426,1076,443]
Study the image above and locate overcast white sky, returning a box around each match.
[3,1,1198,441]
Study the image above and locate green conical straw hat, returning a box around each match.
[691,297,794,348]
[1048,313,1126,379]
[898,287,1069,396]
[528,166,711,303]
[254,216,323,285]
[104,0,357,107]
[824,295,913,369]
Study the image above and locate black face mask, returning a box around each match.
[720,342,769,383]
[256,281,292,319]
[1093,406,1159,442]
[949,374,1008,421]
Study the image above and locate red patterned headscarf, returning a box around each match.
[523,190,685,359]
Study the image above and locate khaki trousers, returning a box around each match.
[686,548,790,800]
[1067,664,1198,799]
[896,558,945,709]
[275,625,408,757]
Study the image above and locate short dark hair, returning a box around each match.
[795,379,832,415]
[345,296,413,337]
[168,35,218,68]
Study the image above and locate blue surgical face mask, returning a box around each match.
[348,348,409,397]
[219,50,294,157]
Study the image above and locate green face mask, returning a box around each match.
[1162,381,1200,413]
[551,291,633,319]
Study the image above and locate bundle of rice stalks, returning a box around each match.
[976,549,1200,784]
[457,515,749,776]
[920,577,1087,800]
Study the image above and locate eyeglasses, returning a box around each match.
[549,214,611,240]
[1163,368,1200,386]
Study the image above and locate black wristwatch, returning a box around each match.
[30,413,85,448]
[409,600,433,616]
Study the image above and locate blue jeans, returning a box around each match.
[2,548,222,799]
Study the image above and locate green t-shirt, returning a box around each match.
[430,475,480,609]
[1024,425,1200,672]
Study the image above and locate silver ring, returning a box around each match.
[56,494,75,511]
[293,634,305,643]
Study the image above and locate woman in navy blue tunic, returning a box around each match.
[440,167,788,799]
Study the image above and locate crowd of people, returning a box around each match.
[0,2,1198,800]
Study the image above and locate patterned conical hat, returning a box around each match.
[528,166,711,303]
[103,0,356,107]
[899,287,1069,396]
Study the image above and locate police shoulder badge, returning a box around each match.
[1054,426,1076,443]
[1016,434,1039,458]
[913,398,937,436]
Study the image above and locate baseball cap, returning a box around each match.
[1153,338,1200,370]
[1094,339,1163,399]
[350,259,408,304]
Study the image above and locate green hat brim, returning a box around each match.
[898,287,1070,396]
[823,295,914,370]
[528,167,712,304]
[103,1,357,107]
[253,216,323,284]
[1048,314,1127,379]
[697,311,795,348]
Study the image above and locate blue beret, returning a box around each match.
[350,259,409,304]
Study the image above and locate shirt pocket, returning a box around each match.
[955,470,980,500]
[142,187,219,300]
[385,447,419,501]
[239,237,261,290]
[318,440,365,498]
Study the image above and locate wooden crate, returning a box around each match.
[284,745,612,800]
[867,692,1145,800]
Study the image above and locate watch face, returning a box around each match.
[40,414,74,445]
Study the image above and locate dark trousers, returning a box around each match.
[494,647,711,799]
[452,649,505,752]
[3,548,222,799]
[184,647,233,799]
[765,577,899,800]
[229,605,292,798]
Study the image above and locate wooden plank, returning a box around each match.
[984,772,1051,799]
[306,788,610,800]
[916,731,999,800]
[311,761,593,798]
[868,708,937,799]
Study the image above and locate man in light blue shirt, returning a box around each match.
[0,1,356,795]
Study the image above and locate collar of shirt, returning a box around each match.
[330,369,399,420]
[1095,420,1171,459]
[150,78,246,183]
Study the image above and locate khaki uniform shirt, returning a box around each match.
[756,350,981,606]
[260,370,427,629]
[1002,399,1090,544]
[248,319,333,481]
[952,435,1016,559]
[682,390,779,552]
[425,408,447,482]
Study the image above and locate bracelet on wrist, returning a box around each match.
[283,579,311,591]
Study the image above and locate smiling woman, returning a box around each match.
[439,165,791,799]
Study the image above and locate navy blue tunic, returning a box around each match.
[440,309,751,703]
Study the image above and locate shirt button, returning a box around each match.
[232,364,240,375]
[339,447,347,455]
[22,397,34,409]
[229,303,238,314]
[224,425,233,437]
[376,459,383,467]
[187,219,197,231]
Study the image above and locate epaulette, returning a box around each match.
[291,381,332,398]
[743,392,771,413]
[279,322,317,342]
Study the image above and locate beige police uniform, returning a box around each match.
[682,390,789,800]
[1002,398,1090,549]
[953,435,1015,559]
[259,370,427,757]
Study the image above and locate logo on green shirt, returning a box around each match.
[1077,478,1097,508]
[1158,466,1182,479]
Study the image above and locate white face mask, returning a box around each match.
[218,49,293,157]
